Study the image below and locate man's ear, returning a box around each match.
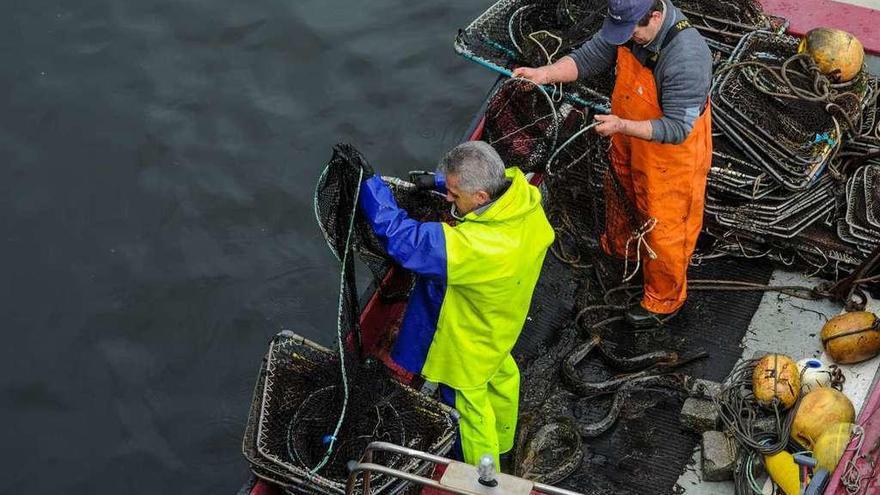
[474,190,491,205]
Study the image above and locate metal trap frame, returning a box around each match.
[846,76,880,152]
[454,0,612,112]
[243,331,457,495]
[842,165,880,253]
[704,222,863,275]
[710,31,867,190]
[864,164,880,228]
[709,134,783,200]
[675,0,788,57]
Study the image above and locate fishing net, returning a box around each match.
[542,110,608,268]
[674,0,788,57]
[483,78,561,173]
[455,0,613,111]
[315,144,451,300]
[243,332,457,494]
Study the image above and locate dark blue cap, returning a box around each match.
[599,0,655,45]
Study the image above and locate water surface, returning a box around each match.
[0,1,492,492]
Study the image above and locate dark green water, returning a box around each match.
[0,1,493,492]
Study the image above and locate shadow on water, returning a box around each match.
[0,0,493,492]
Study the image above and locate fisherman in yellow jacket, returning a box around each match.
[359,141,554,467]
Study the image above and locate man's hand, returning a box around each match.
[351,154,374,181]
[594,114,625,137]
[593,114,654,140]
[409,171,437,190]
[511,66,553,85]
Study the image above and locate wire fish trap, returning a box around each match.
[839,164,880,257]
[315,144,451,295]
[703,222,863,278]
[708,133,782,200]
[483,77,564,173]
[454,0,612,111]
[705,175,837,239]
[674,0,788,57]
[243,332,457,494]
[711,31,868,191]
[845,76,880,153]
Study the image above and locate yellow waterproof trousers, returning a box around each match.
[442,354,520,467]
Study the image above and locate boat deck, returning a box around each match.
[760,0,880,55]
[677,270,880,494]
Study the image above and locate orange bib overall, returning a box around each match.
[601,45,713,314]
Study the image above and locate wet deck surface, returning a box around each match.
[513,249,774,494]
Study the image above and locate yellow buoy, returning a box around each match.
[813,423,854,471]
[791,388,855,449]
[763,450,801,495]
[821,311,880,364]
[798,27,865,83]
[752,354,800,410]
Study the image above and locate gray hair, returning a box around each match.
[438,141,507,198]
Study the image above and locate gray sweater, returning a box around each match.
[568,0,712,144]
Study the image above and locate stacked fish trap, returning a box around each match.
[711,32,864,190]
[242,332,457,495]
[456,0,876,278]
[703,30,873,274]
[845,76,880,153]
[674,0,788,58]
[839,163,880,258]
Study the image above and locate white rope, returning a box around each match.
[842,424,867,494]
[621,217,658,282]
[527,30,564,101]
[507,4,534,56]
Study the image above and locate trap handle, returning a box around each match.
[458,52,609,113]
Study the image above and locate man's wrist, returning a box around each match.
[621,119,654,140]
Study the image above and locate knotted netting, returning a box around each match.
[483,78,561,173]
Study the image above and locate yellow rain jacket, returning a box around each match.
[360,167,554,388]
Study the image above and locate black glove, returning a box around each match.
[409,171,437,190]
[333,143,374,181]
[355,155,374,181]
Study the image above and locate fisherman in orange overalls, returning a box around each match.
[514,0,713,328]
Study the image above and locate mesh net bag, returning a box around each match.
[315,144,450,299]
[543,112,650,281]
[483,78,561,173]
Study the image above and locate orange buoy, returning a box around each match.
[798,27,864,83]
[821,311,880,364]
[752,354,800,410]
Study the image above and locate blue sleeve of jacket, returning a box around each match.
[358,176,447,280]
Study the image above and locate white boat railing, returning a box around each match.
[345,441,585,495]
